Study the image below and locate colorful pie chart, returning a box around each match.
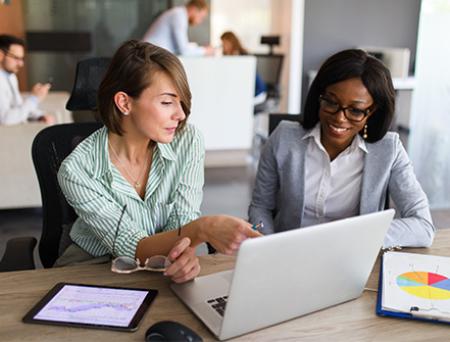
[396,271,450,300]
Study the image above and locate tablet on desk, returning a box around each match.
[23,283,158,332]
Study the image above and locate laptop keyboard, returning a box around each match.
[207,296,228,316]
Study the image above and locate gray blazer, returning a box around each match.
[249,121,435,247]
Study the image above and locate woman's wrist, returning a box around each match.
[192,215,212,245]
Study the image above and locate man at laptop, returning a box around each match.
[249,48,435,248]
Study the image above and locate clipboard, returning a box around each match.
[376,253,450,325]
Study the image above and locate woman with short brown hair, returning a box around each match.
[58,40,260,283]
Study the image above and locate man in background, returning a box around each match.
[142,0,213,56]
[0,34,54,125]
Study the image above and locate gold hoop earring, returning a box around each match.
[363,124,368,140]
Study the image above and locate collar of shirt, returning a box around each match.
[0,69,15,85]
[91,127,176,180]
[0,69,10,78]
[302,123,368,155]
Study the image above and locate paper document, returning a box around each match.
[382,252,450,320]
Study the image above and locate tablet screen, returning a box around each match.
[23,283,158,331]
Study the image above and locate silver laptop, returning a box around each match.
[171,209,395,340]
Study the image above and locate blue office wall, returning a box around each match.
[302,0,421,107]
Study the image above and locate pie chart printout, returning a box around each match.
[396,272,450,300]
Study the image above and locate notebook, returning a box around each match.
[377,251,450,324]
[172,209,395,340]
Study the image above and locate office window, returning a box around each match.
[23,0,168,90]
[409,0,450,208]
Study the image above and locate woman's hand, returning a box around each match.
[201,215,263,255]
[164,237,200,283]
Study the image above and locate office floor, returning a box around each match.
[1,165,449,269]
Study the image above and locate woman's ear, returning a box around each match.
[114,91,131,115]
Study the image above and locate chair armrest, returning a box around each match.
[0,237,37,272]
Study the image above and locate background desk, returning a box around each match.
[1,230,449,341]
[0,92,72,209]
[179,56,255,152]
[179,56,256,167]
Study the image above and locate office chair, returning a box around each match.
[254,54,284,103]
[251,55,285,162]
[0,237,37,272]
[32,122,102,268]
[268,113,303,135]
[66,57,111,121]
[260,35,280,55]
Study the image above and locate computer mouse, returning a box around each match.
[145,320,203,342]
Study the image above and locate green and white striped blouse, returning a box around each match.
[57,124,205,258]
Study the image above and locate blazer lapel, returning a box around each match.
[293,137,308,226]
[360,143,377,215]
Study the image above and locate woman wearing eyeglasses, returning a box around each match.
[57,40,260,283]
[249,49,435,248]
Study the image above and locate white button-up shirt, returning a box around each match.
[0,69,42,125]
[142,6,205,56]
[302,123,368,227]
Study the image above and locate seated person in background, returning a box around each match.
[142,0,213,56]
[249,49,435,248]
[0,34,54,125]
[220,31,267,105]
[57,40,260,283]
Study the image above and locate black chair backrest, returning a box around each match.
[254,54,284,98]
[269,113,303,135]
[66,57,111,111]
[32,122,103,268]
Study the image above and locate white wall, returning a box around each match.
[211,0,272,53]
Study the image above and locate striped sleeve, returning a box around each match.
[164,125,205,230]
[57,158,147,258]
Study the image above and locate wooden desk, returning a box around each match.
[1,230,449,341]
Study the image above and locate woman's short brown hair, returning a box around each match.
[97,40,192,135]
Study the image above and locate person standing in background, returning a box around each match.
[0,34,54,125]
[142,0,214,56]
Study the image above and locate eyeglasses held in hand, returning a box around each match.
[111,255,172,273]
[110,204,183,274]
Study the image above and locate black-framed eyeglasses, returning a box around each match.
[1,49,25,62]
[319,95,372,122]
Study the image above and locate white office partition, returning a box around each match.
[179,56,256,151]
